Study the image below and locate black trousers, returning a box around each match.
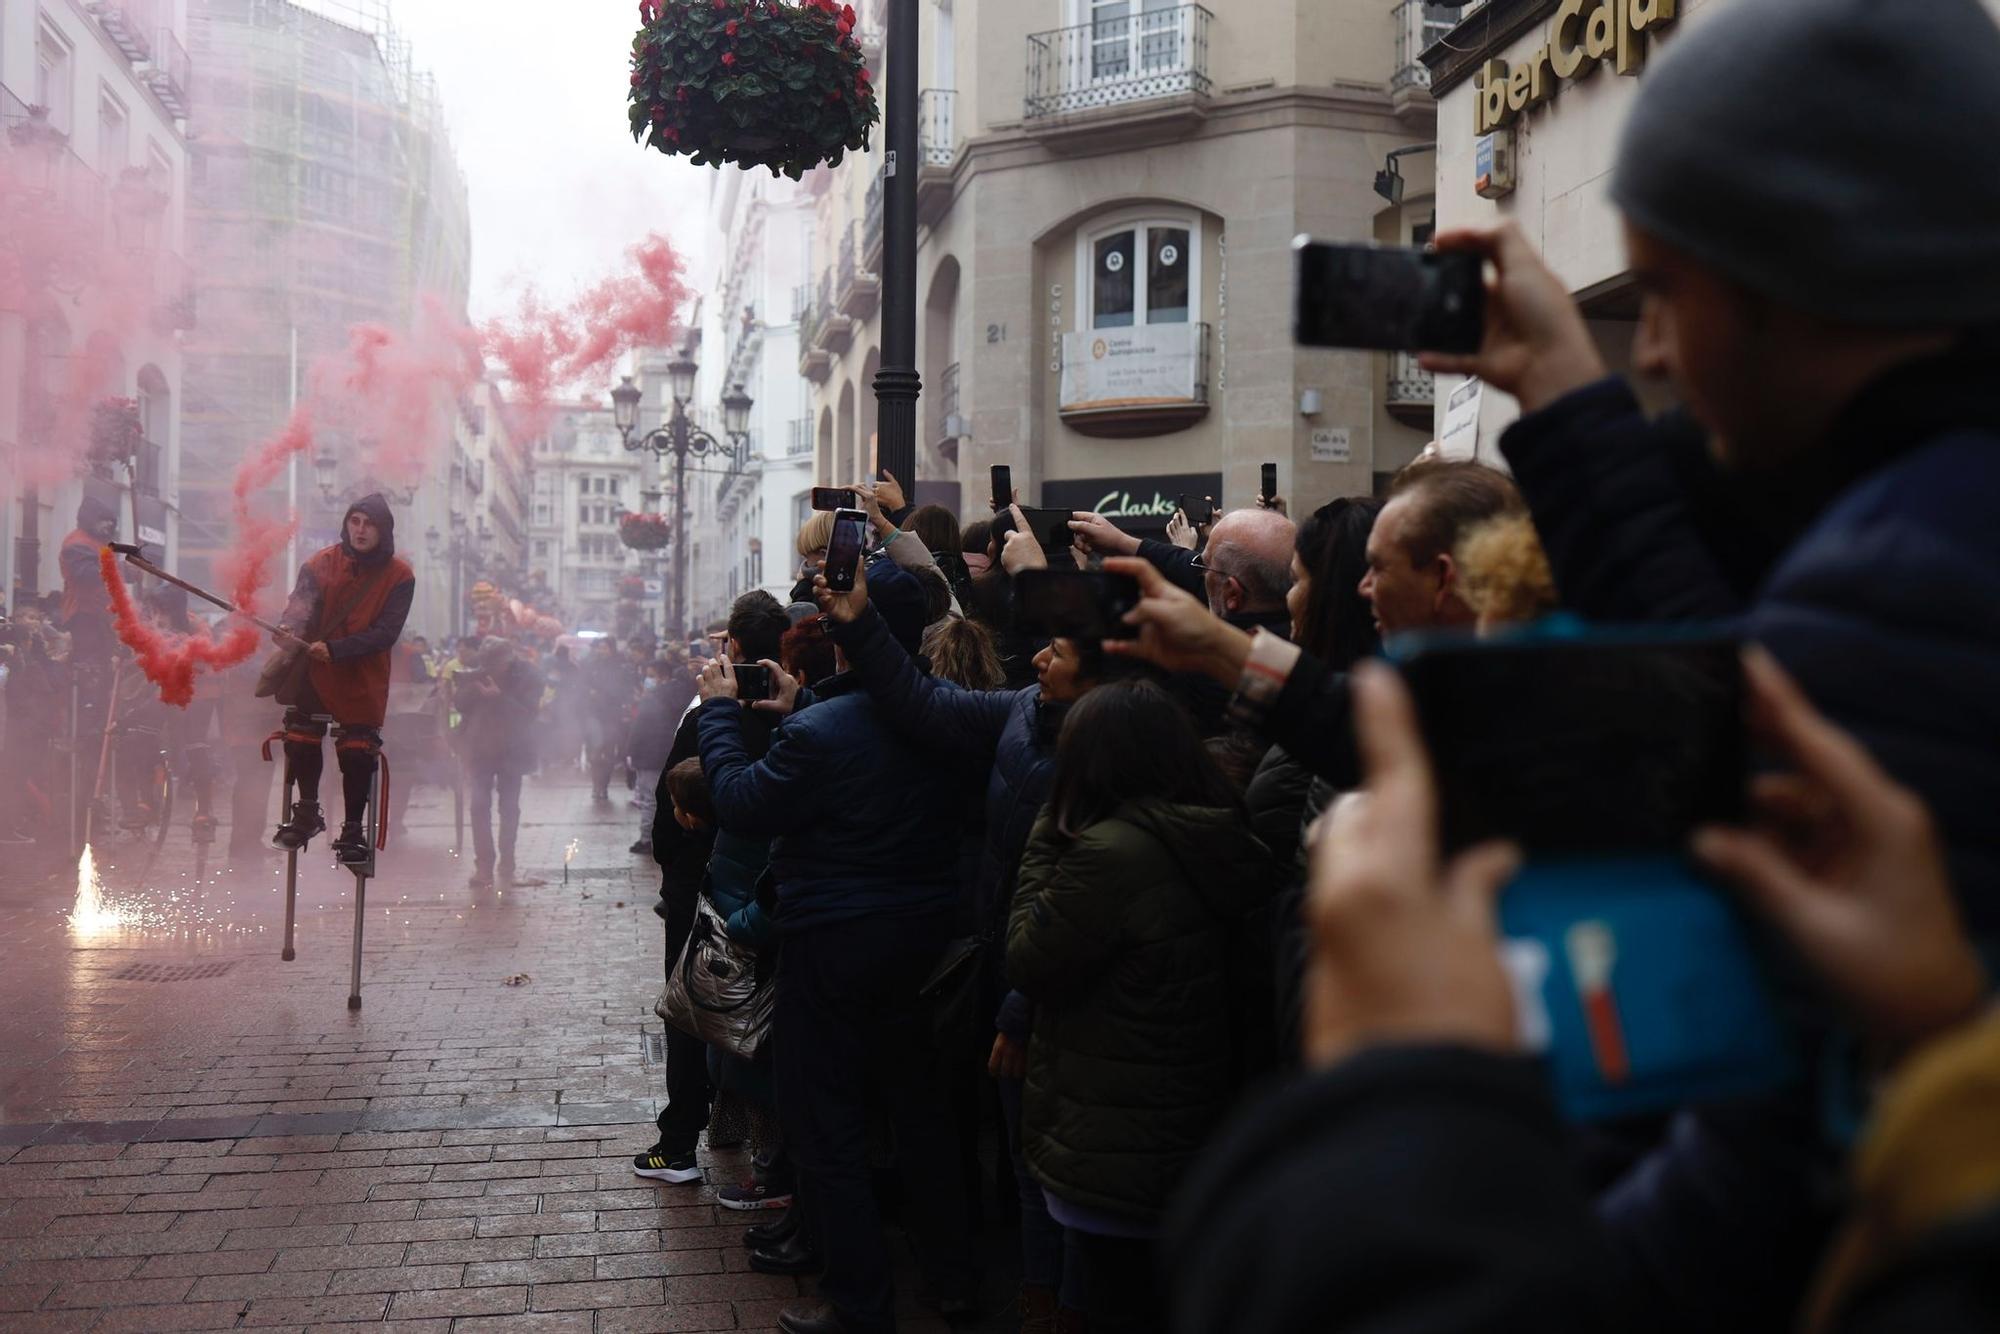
[775,911,974,1331]
[655,887,712,1156]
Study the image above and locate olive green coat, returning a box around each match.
[1007,797,1280,1224]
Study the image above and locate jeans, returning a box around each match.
[997,1074,1080,1301]
[466,762,523,872]
[633,766,662,845]
[775,911,975,1331]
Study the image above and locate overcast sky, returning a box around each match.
[388,0,716,323]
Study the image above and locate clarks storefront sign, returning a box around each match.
[1474,0,1679,134]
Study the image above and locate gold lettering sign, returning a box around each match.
[1474,0,1679,134]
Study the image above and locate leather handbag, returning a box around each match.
[657,895,776,1058]
[917,934,988,1048]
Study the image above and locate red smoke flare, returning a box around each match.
[101,548,262,709]
[103,233,687,706]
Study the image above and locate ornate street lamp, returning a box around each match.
[614,360,754,638]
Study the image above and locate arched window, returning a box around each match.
[1078,212,1197,330]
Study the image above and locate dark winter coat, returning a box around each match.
[1007,799,1280,1224]
[704,829,774,949]
[453,660,543,770]
[697,675,976,934]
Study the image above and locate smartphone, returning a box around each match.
[1396,633,1747,855]
[731,662,773,702]
[1292,238,1485,354]
[823,508,869,592]
[992,504,1072,557]
[1013,570,1141,642]
[812,487,857,512]
[1177,494,1215,529]
[1260,462,1278,503]
[990,465,1012,513]
[1397,631,1791,1122]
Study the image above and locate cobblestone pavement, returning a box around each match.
[0,769,966,1332]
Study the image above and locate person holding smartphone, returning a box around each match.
[696,561,979,1334]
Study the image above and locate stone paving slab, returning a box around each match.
[0,773,976,1331]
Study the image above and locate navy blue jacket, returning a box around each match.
[695,678,974,935]
[1496,341,2000,1334]
[831,605,1067,1038]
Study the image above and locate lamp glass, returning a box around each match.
[610,376,642,435]
[667,354,698,406]
[721,383,754,439]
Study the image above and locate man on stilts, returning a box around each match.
[270,493,415,864]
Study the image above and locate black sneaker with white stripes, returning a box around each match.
[632,1145,702,1183]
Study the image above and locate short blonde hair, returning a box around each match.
[796,509,835,559]
[1455,514,1558,629]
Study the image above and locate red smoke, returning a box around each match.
[103,232,687,706]
[101,548,262,709]
[482,233,688,435]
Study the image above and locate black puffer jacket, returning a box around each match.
[1008,798,1280,1224]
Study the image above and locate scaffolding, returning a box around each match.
[177,0,470,589]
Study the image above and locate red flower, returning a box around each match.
[662,126,681,143]
[721,51,737,66]
[677,85,690,101]
[837,13,854,34]
[841,3,856,22]
[857,65,872,83]
[639,0,659,21]
[725,18,738,34]
[630,69,643,87]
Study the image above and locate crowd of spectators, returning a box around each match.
[628,2,2000,1332]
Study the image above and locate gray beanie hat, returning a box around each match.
[1611,0,2000,326]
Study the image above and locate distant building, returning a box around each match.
[1,0,193,604]
[797,0,1444,525]
[526,399,657,638]
[179,0,470,623]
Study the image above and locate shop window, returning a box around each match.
[1085,218,1196,329]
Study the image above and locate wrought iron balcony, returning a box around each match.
[837,220,879,321]
[919,88,956,166]
[930,361,963,456]
[145,26,191,118]
[1386,350,1435,427]
[796,288,832,382]
[787,417,815,459]
[814,271,856,355]
[863,176,883,269]
[91,0,158,64]
[1025,5,1211,120]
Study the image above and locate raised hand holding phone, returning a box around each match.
[1165,509,1197,551]
[1695,650,1985,1055]
[1000,503,1049,575]
[696,641,738,703]
[812,556,870,624]
[749,659,802,716]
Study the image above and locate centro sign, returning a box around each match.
[1473,0,1678,133]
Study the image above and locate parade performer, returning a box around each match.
[269,494,415,865]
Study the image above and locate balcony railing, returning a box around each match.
[1386,350,1435,425]
[919,88,956,166]
[92,0,158,64]
[1393,0,1458,92]
[1026,5,1211,120]
[146,26,191,117]
[838,223,856,295]
[786,417,814,459]
[792,281,812,326]
[930,361,962,447]
[863,176,883,267]
[837,219,879,320]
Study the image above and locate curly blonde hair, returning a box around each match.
[1455,514,1558,629]
[922,616,1004,690]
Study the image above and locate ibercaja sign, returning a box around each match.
[1473,0,1679,134]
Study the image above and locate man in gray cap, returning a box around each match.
[1160,1,2000,1332]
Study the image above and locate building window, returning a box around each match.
[578,504,589,526]
[535,540,550,559]
[1083,217,1197,329]
[99,91,130,177]
[36,25,74,134]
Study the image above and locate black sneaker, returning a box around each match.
[628,839,650,855]
[715,1178,794,1211]
[632,1146,701,1183]
[273,801,324,851]
[332,823,370,866]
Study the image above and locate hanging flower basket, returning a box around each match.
[619,510,672,551]
[629,0,879,181]
[618,575,649,601]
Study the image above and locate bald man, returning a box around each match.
[1071,505,1297,636]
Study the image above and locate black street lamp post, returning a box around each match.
[611,363,753,640]
[873,0,920,491]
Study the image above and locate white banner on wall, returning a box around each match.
[1060,324,1202,412]
[1438,376,1484,460]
